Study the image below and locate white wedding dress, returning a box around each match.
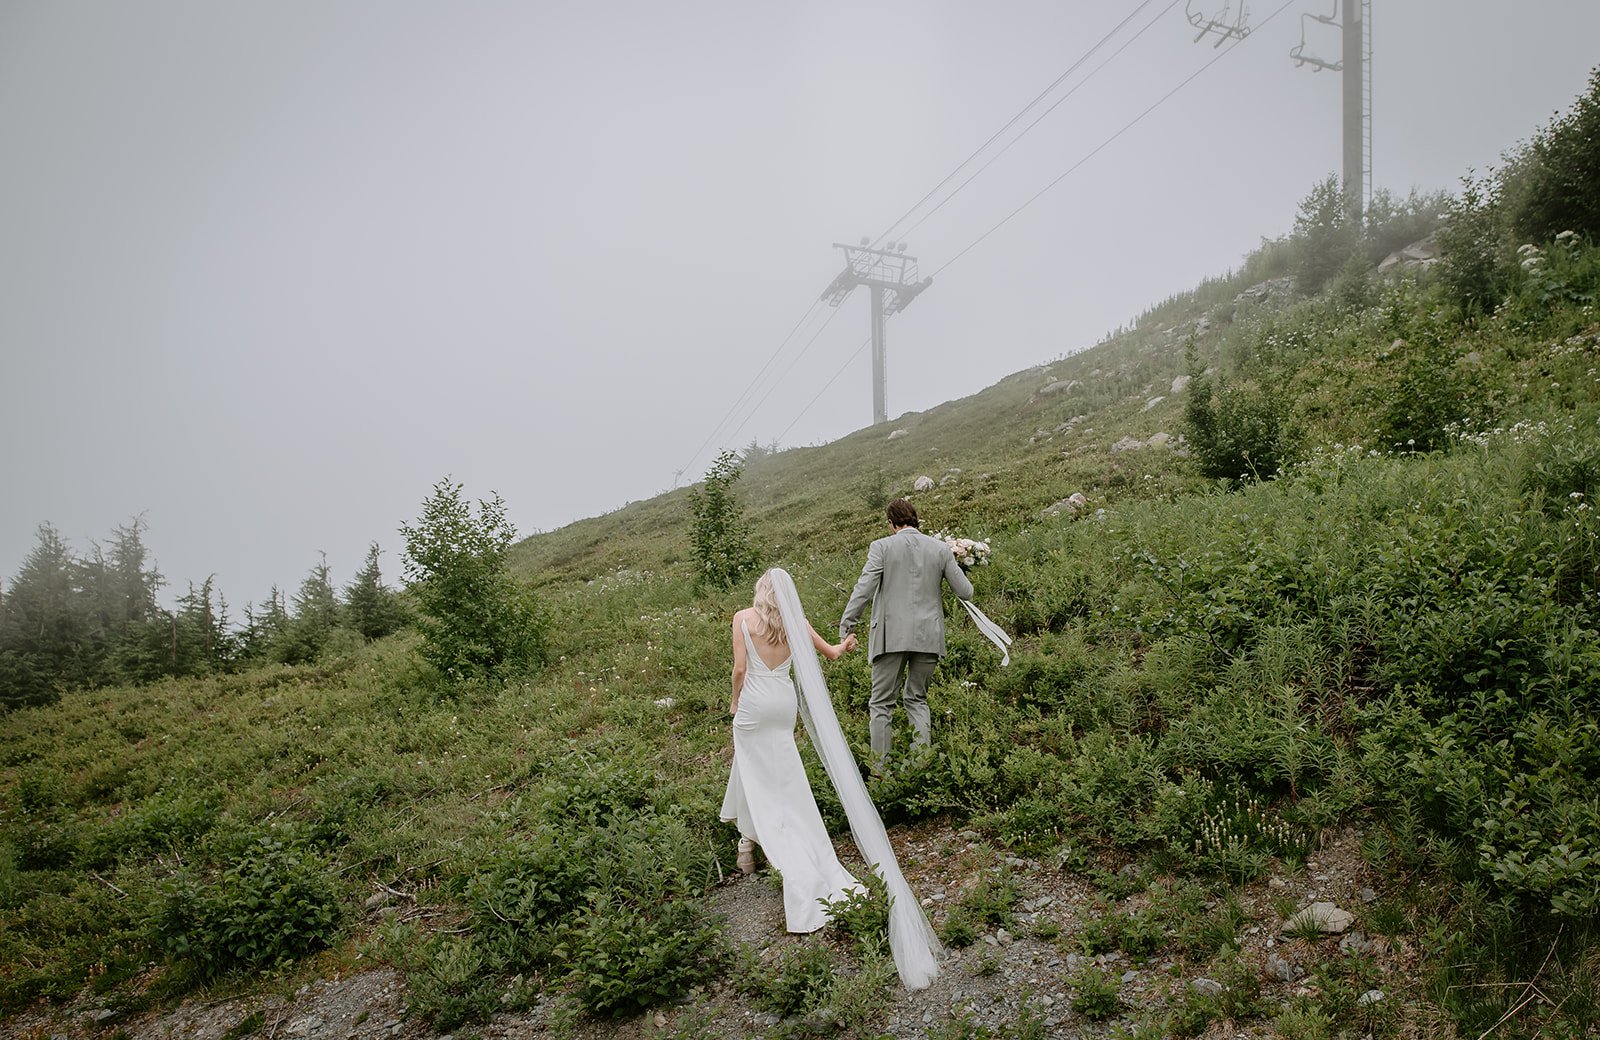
[720,620,864,932]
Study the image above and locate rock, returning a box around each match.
[364,890,394,909]
[996,928,1013,945]
[1282,902,1356,935]
[652,696,676,708]
[1190,977,1224,998]
[1121,970,1139,984]
[913,475,935,492]
[1111,436,1144,453]
[1171,374,1192,394]
[1039,379,1081,396]
[1268,877,1288,890]
[1377,232,1441,275]
[1460,350,1482,368]
[1142,395,1166,411]
[1338,931,1373,955]
[1266,952,1295,982]
[653,1012,668,1028]
[753,1012,781,1027]
[1146,432,1171,449]
[1360,887,1378,904]
[888,429,908,440]
[1358,989,1385,1007]
[1041,492,1089,519]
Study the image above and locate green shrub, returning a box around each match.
[747,941,835,1018]
[400,479,545,682]
[149,833,342,980]
[404,935,499,1031]
[565,893,728,1017]
[1436,173,1512,317]
[687,450,758,591]
[1069,965,1123,1020]
[938,905,979,948]
[1508,65,1600,243]
[1182,363,1290,482]
[820,869,891,955]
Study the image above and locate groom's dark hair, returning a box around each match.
[886,499,919,529]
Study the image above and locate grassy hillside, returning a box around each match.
[6,79,1600,1037]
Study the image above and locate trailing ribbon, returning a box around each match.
[960,599,1013,666]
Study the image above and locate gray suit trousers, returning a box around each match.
[869,651,939,761]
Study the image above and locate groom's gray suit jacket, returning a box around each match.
[840,528,974,661]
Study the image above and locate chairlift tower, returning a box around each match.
[819,240,933,426]
[1290,0,1372,221]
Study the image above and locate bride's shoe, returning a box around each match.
[736,837,757,874]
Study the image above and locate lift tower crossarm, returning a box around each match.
[820,241,934,425]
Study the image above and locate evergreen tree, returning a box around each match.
[0,524,89,707]
[277,556,341,665]
[99,518,169,683]
[172,577,232,676]
[343,543,404,640]
[238,586,290,663]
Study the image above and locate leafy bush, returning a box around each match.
[687,450,758,590]
[1290,175,1360,296]
[746,941,836,1018]
[1182,357,1290,482]
[1069,964,1123,1020]
[1436,173,1512,316]
[820,869,892,955]
[564,893,728,1016]
[1507,65,1600,243]
[400,479,545,681]
[404,935,499,1031]
[150,833,342,980]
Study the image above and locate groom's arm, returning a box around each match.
[943,551,974,601]
[839,541,884,639]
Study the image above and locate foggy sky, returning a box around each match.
[4,1,1598,608]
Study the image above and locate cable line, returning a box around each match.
[675,297,826,481]
[872,0,1162,249]
[770,0,1299,444]
[719,303,849,451]
[933,0,1299,280]
[896,0,1183,241]
[775,335,874,446]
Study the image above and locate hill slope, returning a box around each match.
[6,165,1600,1038]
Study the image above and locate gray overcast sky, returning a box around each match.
[4,2,1598,607]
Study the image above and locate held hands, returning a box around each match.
[842,633,859,654]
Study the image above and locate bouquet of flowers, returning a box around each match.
[935,531,992,568]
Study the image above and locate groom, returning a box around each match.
[840,499,974,762]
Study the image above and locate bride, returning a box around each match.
[719,568,943,990]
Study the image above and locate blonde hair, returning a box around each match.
[751,570,788,648]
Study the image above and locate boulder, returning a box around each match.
[887,429,908,440]
[1377,232,1441,275]
[1111,436,1144,453]
[913,475,935,492]
[1281,902,1355,935]
[1041,492,1089,519]
[1146,432,1171,449]
[1142,395,1166,411]
[1038,379,1081,396]
[1171,374,1191,394]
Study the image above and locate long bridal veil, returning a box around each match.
[768,568,942,990]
